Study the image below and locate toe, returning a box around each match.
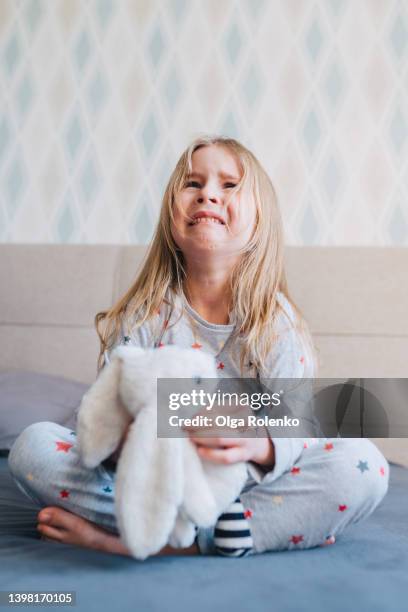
[37,523,65,542]
[38,506,58,523]
[38,507,76,529]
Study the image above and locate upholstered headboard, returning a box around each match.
[1,245,406,382]
[1,244,407,464]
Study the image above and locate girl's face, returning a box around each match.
[171,145,257,259]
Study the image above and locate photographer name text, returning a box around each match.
[168,414,300,429]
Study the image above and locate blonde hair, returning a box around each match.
[95,134,317,377]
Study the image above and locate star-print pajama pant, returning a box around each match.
[7,422,389,557]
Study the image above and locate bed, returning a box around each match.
[1,244,407,611]
[1,455,407,611]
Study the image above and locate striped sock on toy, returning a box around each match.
[214,498,253,558]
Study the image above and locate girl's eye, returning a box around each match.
[185,181,237,189]
[185,181,200,188]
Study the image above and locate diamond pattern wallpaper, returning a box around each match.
[0,0,407,245]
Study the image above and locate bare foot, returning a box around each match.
[37,507,132,556]
[37,507,199,557]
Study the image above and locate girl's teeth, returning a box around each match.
[191,218,223,225]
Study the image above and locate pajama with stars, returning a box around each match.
[8,423,389,555]
[8,289,389,556]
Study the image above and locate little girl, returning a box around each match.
[8,135,389,558]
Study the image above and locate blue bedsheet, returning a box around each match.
[0,455,406,612]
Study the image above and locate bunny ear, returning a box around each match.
[114,412,184,559]
[181,440,219,527]
[77,356,131,468]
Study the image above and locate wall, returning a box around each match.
[0,0,407,245]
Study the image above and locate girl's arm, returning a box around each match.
[251,320,316,483]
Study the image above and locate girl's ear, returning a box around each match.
[76,356,131,468]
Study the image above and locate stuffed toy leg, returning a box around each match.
[167,438,248,550]
[181,441,248,525]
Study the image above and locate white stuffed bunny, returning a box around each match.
[77,345,248,559]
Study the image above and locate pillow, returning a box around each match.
[0,371,89,451]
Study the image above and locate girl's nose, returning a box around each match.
[197,196,218,204]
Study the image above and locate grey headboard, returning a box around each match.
[1,245,406,383]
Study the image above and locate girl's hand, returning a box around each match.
[188,434,275,467]
[183,402,275,466]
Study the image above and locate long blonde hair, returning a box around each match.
[95,134,317,376]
